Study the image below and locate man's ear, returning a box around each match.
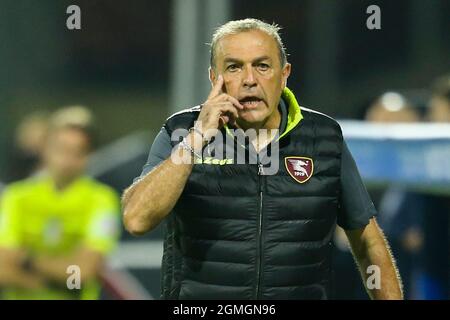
[209,67,216,87]
[281,63,291,89]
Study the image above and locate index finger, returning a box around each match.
[207,74,224,99]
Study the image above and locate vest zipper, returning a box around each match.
[255,163,264,299]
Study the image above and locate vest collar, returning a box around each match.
[278,87,303,140]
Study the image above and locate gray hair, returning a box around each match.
[209,18,288,69]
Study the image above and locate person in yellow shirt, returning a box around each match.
[0,115,120,300]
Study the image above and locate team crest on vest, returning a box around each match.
[285,156,314,184]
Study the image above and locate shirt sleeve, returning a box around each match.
[133,126,172,183]
[83,187,121,254]
[337,140,378,230]
[0,188,22,248]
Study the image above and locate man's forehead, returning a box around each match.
[215,30,278,61]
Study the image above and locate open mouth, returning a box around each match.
[239,96,263,109]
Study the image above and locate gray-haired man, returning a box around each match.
[122,18,402,300]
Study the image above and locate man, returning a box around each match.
[123,18,403,299]
[0,109,120,299]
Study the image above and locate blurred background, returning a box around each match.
[0,0,449,299]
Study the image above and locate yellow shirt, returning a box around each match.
[0,175,120,300]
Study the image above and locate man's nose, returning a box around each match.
[242,66,257,88]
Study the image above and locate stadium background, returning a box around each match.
[0,0,449,299]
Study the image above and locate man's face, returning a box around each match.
[211,29,291,127]
[43,127,90,183]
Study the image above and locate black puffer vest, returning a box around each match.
[160,88,343,300]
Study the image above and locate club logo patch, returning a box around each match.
[285,156,314,184]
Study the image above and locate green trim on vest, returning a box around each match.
[223,87,303,141]
[277,87,303,140]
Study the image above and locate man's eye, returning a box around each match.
[258,63,270,71]
[227,64,239,71]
